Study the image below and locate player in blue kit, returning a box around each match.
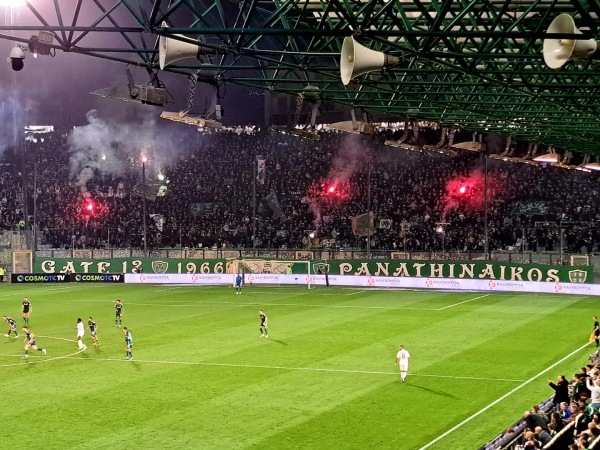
[235,273,243,294]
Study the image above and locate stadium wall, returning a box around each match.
[33,257,593,283]
[34,257,227,275]
[120,272,600,296]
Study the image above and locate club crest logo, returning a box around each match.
[313,262,330,274]
[151,261,168,274]
[568,270,587,284]
[488,280,496,290]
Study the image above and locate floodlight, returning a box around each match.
[160,111,222,129]
[533,147,559,163]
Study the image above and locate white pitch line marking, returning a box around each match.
[123,301,439,311]
[0,335,86,368]
[436,294,490,310]
[0,285,78,302]
[347,290,367,296]
[62,356,524,382]
[418,342,592,450]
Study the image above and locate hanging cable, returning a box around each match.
[290,92,304,128]
[179,71,198,117]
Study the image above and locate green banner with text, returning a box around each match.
[34,258,227,275]
[311,260,593,283]
[33,257,593,284]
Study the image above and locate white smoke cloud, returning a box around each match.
[0,88,33,155]
[67,109,192,192]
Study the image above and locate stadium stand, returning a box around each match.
[5,129,599,254]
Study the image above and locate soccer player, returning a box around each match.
[235,273,243,295]
[395,344,411,383]
[22,326,46,359]
[123,327,133,361]
[3,316,19,338]
[259,309,268,338]
[115,299,123,327]
[76,318,85,350]
[88,316,100,347]
[21,297,32,325]
[593,316,599,348]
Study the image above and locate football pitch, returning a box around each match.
[0,283,595,449]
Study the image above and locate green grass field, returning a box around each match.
[0,283,595,449]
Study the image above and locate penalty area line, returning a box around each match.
[436,294,490,310]
[61,356,524,382]
[418,341,592,450]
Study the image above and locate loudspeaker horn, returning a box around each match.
[543,13,599,69]
[159,35,201,70]
[340,37,399,85]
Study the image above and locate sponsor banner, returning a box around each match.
[72,273,124,283]
[243,273,600,296]
[125,273,232,285]
[34,258,226,275]
[12,273,69,283]
[322,260,593,284]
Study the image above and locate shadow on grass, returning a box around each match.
[129,360,142,371]
[402,381,457,399]
[267,338,287,345]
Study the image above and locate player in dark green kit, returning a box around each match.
[88,316,100,347]
[123,327,133,360]
[21,297,31,325]
[3,316,19,338]
[115,299,123,327]
[22,326,46,359]
[259,310,268,338]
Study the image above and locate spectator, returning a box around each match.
[534,425,552,447]
[532,404,548,423]
[524,410,548,432]
[586,377,600,410]
[559,402,573,422]
[549,411,565,432]
[549,375,571,410]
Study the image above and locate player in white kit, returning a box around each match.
[76,318,85,350]
[395,345,411,383]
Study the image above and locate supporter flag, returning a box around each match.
[134,181,161,201]
[512,201,550,216]
[351,212,376,237]
[150,214,165,232]
[257,158,266,185]
[264,190,283,218]
[379,218,392,229]
[188,203,215,217]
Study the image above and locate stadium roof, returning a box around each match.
[3,0,600,155]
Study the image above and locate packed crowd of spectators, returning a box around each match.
[1,127,599,252]
[494,363,600,449]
